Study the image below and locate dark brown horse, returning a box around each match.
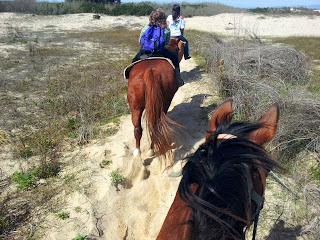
[127,59,178,162]
[157,99,282,240]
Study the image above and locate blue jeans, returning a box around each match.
[180,35,190,59]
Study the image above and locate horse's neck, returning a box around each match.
[157,184,198,240]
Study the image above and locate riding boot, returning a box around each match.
[175,67,184,87]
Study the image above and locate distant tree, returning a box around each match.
[9,0,36,13]
[65,0,120,4]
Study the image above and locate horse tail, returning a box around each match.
[144,68,174,164]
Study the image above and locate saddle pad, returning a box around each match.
[123,57,175,79]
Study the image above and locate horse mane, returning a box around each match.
[178,115,281,240]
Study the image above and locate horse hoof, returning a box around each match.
[171,142,177,149]
[133,148,141,159]
[147,149,155,157]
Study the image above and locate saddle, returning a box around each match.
[124,57,175,79]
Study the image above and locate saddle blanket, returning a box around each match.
[124,57,175,79]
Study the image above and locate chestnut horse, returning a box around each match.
[166,38,184,63]
[127,59,178,162]
[127,37,184,161]
[157,99,282,240]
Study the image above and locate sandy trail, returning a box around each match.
[41,57,218,240]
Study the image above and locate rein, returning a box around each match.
[216,134,263,240]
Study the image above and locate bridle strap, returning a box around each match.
[252,205,261,240]
[240,164,263,240]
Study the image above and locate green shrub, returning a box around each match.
[111,2,154,16]
[56,211,69,220]
[11,168,41,190]
[80,2,109,14]
[72,233,87,240]
[109,171,125,183]
[101,160,112,166]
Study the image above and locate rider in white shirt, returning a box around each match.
[166,4,191,60]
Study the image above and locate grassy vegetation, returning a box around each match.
[272,37,320,60]
[0,24,140,239]
[11,169,41,190]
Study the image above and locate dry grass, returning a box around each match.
[0,26,141,239]
[190,31,320,239]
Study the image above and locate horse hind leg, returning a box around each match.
[132,110,143,160]
[125,109,149,186]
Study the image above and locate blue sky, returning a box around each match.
[120,0,320,8]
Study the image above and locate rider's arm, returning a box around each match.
[166,15,171,27]
[164,27,171,47]
[180,16,185,36]
[139,25,149,42]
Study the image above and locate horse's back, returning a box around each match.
[129,59,177,93]
[130,59,175,79]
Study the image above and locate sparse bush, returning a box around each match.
[109,171,125,183]
[194,33,320,164]
[72,233,87,240]
[56,211,69,220]
[11,168,41,190]
[193,31,320,239]
[74,207,82,213]
[101,160,112,166]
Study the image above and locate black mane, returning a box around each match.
[178,119,280,240]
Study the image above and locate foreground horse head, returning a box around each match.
[166,38,184,63]
[157,99,281,240]
[127,59,178,163]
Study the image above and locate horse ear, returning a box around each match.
[249,103,280,146]
[205,99,233,140]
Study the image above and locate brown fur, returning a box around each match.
[127,60,178,163]
[166,38,184,63]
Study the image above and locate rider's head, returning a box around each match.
[149,9,167,29]
[172,4,181,21]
